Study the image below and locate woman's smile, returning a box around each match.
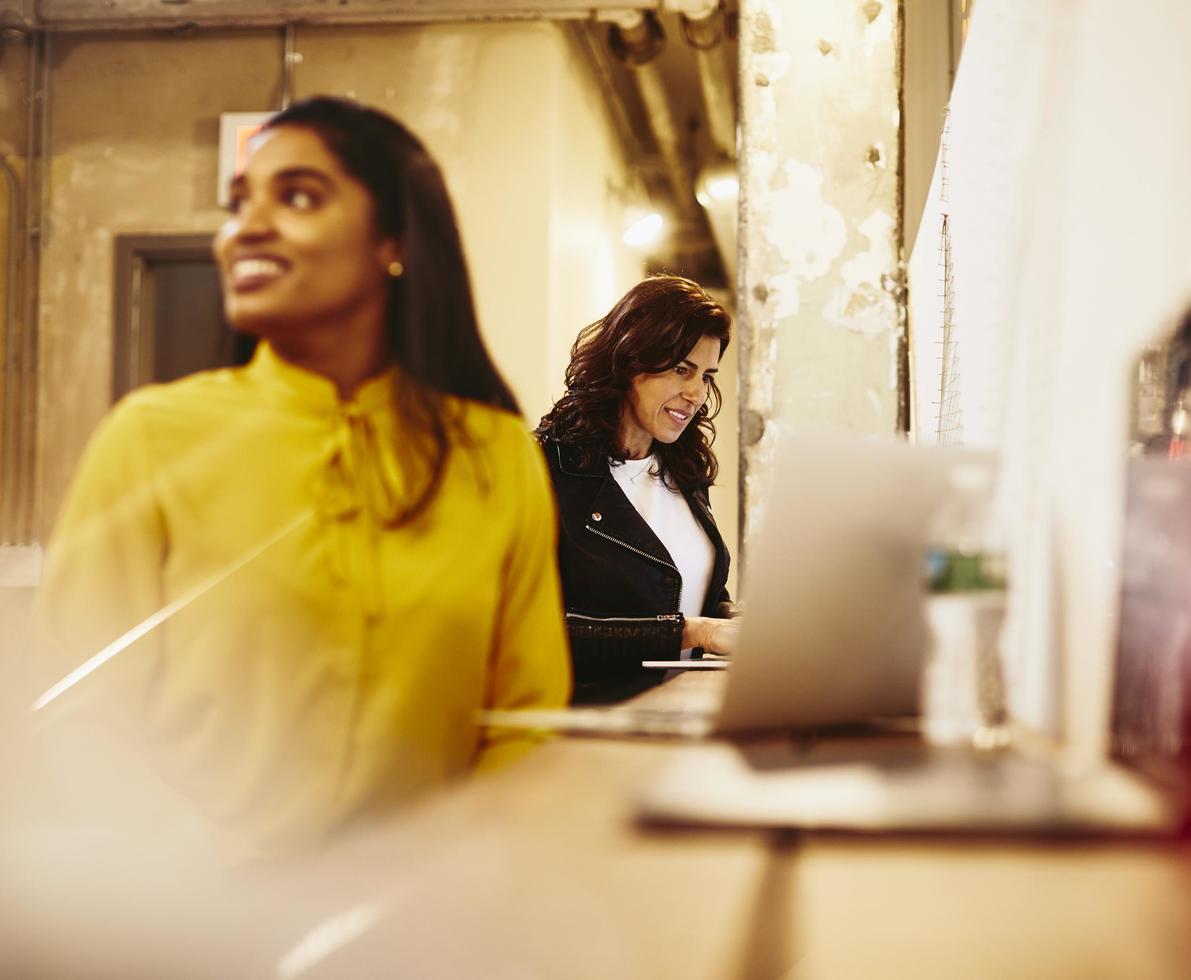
[213,126,398,337]
[227,254,291,291]
[618,333,722,458]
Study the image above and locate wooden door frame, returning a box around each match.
[111,232,217,402]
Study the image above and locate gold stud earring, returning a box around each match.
[387,259,405,279]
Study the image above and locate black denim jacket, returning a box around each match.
[540,437,734,704]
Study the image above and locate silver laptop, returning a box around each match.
[485,430,991,739]
[635,440,1187,836]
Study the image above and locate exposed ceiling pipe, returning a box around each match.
[678,1,738,286]
[681,5,736,159]
[0,0,659,31]
[605,10,704,228]
[565,21,644,187]
[0,153,22,542]
[2,27,47,545]
[280,23,297,109]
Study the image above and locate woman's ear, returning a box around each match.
[377,238,404,276]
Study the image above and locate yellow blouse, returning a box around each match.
[36,342,570,849]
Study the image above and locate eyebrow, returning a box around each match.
[229,167,335,194]
[682,358,718,374]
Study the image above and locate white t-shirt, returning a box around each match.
[610,455,715,658]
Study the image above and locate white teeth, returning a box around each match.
[666,409,689,421]
[232,257,285,282]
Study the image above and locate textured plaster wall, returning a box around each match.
[34,23,641,541]
[295,22,559,427]
[1,36,34,658]
[738,0,902,547]
[0,31,29,477]
[37,30,280,537]
[543,35,641,419]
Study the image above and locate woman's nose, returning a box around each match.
[232,197,274,240]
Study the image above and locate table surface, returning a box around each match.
[9,670,1188,979]
[214,670,1190,980]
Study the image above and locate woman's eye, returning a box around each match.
[674,365,688,376]
[284,188,318,210]
[224,193,245,215]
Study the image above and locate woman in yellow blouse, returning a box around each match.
[35,96,570,851]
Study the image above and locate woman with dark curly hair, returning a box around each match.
[536,275,740,703]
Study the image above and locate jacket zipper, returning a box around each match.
[566,612,682,623]
[584,523,684,611]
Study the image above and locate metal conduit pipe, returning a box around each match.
[0,154,21,543]
[10,28,48,544]
[565,20,642,180]
[681,5,736,159]
[603,8,663,62]
[606,10,704,225]
[280,22,297,109]
[1,1,657,31]
[634,62,703,222]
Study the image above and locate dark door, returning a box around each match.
[113,234,256,400]
[150,257,256,384]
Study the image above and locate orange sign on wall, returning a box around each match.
[217,112,273,207]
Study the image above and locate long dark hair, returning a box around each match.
[262,96,518,525]
[536,275,731,493]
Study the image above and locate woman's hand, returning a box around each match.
[682,616,741,656]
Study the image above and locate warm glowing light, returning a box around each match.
[695,169,739,209]
[623,212,664,248]
[706,175,738,200]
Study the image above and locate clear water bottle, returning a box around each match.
[920,461,1011,750]
[921,547,1010,749]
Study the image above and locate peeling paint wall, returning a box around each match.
[34,23,640,539]
[738,0,903,550]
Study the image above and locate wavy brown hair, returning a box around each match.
[536,275,731,492]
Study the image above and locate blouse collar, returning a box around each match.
[246,340,395,414]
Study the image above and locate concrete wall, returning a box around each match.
[1,30,29,496]
[0,35,35,668]
[295,22,556,425]
[33,22,649,540]
[1,21,747,639]
[738,0,903,552]
[38,29,279,537]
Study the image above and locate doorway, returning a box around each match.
[112,233,255,401]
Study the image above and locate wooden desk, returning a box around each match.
[7,672,1189,978]
[239,671,1191,980]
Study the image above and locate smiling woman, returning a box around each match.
[34,96,570,854]
[536,276,741,703]
[214,126,399,395]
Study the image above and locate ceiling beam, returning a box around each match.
[2,0,666,31]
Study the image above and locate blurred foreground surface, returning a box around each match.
[4,672,1191,979]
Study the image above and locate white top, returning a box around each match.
[610,455,715,659]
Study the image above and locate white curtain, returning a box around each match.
[908,0,1191,758]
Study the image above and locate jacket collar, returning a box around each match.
[552,439,610,479]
